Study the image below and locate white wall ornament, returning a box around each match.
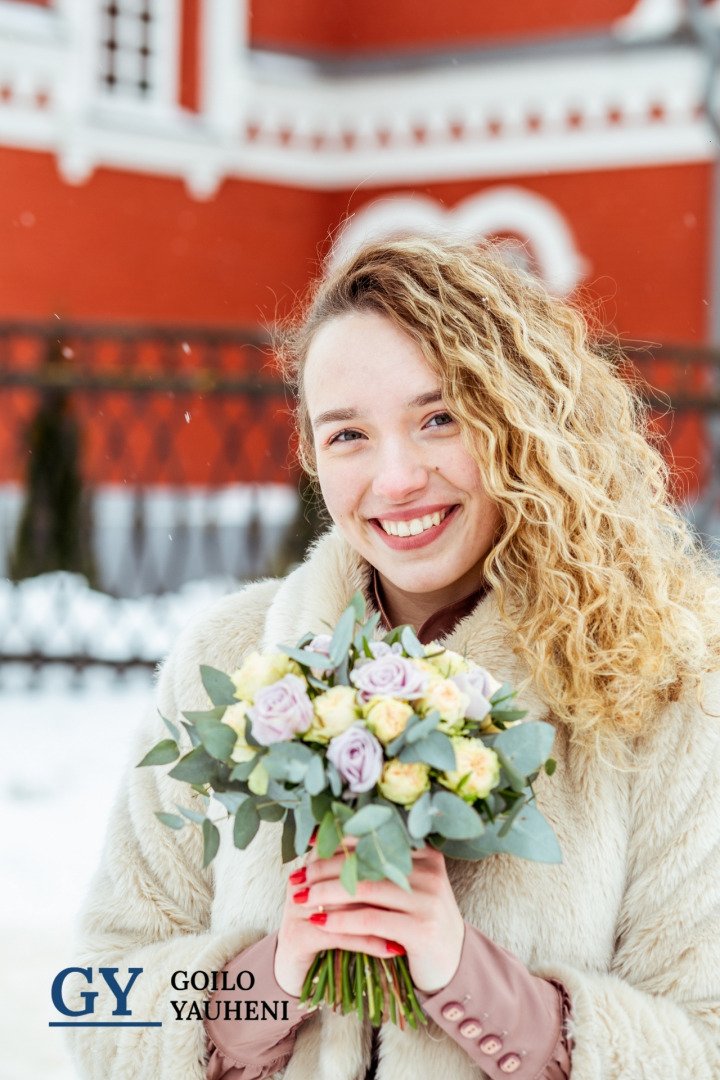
[330,189,586,296]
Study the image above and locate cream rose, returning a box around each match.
[230,651,303,703]
[303,685,358,744]
[247,760,269,795]
[440,737,500,801]
[422,647,472,678]
[378,759,430,806]
[417,678,470,732]
[364,697,414,745]
[223,702,255,764]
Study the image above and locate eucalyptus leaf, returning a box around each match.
[404,710,440,743]
[263,743,313,784]
[177,804,206,825]
[160,713,180,742]
[400,625,425,658]
[137,740,179,768]
[233,798,260,849]
[316,810,342,858]
[196,719,238,761]
[398,730,456,771]
[348,590,366,623]
[281,812,297,863]
[181,721,202,748]
[494,749,528,794]
[279,644,336,669]
[294,792,317,856]
[344,804,393,836]
[256,800,287,822]
[488,708,527,723]
[382,861,411,893]
[430,790,485,840]
[266,779,302,808]
[311,791,333,820]
[489,682,513,705]
[442,803,561,863]
[202,818,220,867]
[155,811,184,829]
[374,819,413,874]
[229,754,262,782]
[331,800,354,824]
[200,665,239,707]
[327,761,342,797]
[168,746,216,783]
[182,706,228,723]
[386,714,419,757]
[353,611,382,653]
[305,755,327,796]
[544,758,557,776]
[340,851,358,895]
[407,789,433,839]
[497,793,526,838]
[213,790,248,814]
[493,721,556,777]
[329,606,356,666]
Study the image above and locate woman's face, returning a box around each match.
[303,311,502,617]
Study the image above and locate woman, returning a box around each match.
[67,237,720,1080]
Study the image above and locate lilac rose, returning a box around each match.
[308,634,334,677]
[451,667,500,722]
[247,674,314,744]
[326,723,384,793]
[350,655,427,703]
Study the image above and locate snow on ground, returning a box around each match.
[0,667,156,1080]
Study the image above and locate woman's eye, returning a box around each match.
[329,429,364,444]
[426,412,454,428]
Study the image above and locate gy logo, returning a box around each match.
[50,967,153,1025]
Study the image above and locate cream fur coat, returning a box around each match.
[67,530,720,1080]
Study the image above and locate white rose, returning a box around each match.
[364,697,414,745]
[440,737,500,801]
[304,685,358,744]
[223,702,255,764]
[418,679,470,732]
[230,651,303,703]
[247,760,269,795]
[423,647,472,678]
[378,760,430,806]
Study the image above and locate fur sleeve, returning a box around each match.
[535,673,720,1079]
[65,579,283,1080]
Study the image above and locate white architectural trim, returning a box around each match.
[0,17,716,197]
[331,189,586,295]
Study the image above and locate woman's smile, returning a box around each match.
[303,310,501,627]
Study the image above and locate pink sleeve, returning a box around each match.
[417,922,572,1078]
[204,933,308,1080]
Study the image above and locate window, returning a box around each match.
[100,0,154,99]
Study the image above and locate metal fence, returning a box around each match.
[1,324,719,676]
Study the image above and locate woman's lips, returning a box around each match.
[370,505,459,550]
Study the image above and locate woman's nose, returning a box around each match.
[371,442,429,502]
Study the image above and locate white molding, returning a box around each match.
[0,21,716,196]
[330,189,586,295]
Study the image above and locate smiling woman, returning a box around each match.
[66,236,720,1080]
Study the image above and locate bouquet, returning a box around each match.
[139,592,560,1028]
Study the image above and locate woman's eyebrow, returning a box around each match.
[313,390,443,430]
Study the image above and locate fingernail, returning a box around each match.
[309,827,319,847]
[309,912,327,926]
[385,940,405,956]
[289,868,307,885]
[292,888,310,904]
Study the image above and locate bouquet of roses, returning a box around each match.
[139,592,560,1028]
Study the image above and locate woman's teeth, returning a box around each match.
[378,509,449,537]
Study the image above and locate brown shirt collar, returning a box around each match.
[370,567,489,646]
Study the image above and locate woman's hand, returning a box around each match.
[274,842,465,998]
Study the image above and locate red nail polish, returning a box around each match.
[292,888,310,904]
[309,827,319,847]
[309,912,327,926]
[385,940,405,956]
[289,868,307,886]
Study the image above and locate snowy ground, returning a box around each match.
[0,666,156,1080]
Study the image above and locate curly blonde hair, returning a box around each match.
[279,235,720,748]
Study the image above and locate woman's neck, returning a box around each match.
[376,569,484,631]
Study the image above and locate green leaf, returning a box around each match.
[233,798,260,849]
[398,730,456,771]
[256,800,286,822]
[294,792,316,856]
[544,758,557,776]
[281,812,297,863]
[200,665,239,707]
[329,606,356,667]
[196,719,238,761]
[279,644,335,669]
[488,708,527,723]
[441,803,562,863]
[202,818,220,867]
[407,790,433,839]
[404,710,440,743]
[137,739,179,768]
[400,625,425,658]
[489,682,514,706]
[497,793,526,838]
[316,810,342,858]
[182,706,228,723]
[344,804,393,836]
[155,811,185,829]
[331,800,354,824]
[305,755,327,796]
[169,745,216,783]
[182,721,202,748]
[385,714,419,757]
[382,861,411,893]
[348,590,366,623]
[340,851,358,895]
[310,791,333,821]
[263,742,314,784]
[327,761,342,796]
[353,611,382,653]
[229,753,262,782]
[494,749,527,794]
[213,790,248,814]
[430,790,485,840]
[375,819,413,874]
[160,713,180,742]
[177,804,206,825]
